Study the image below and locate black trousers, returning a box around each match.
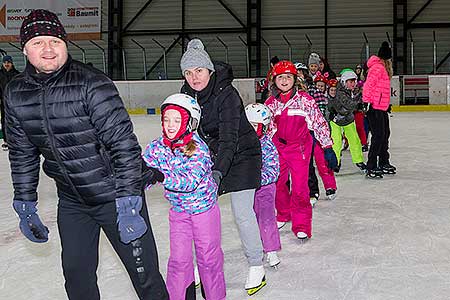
[308,139,319,197]
[366,107,391,170]
[0,100,6,143]
[57,195,168,300]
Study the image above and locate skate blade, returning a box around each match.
[277,222,287,230]
[270,262,280,269]
[326,194,337,201]
[366,174,383,179]
[246,280,266,296]
[382,171,396,175]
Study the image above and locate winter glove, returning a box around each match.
[13,201,49,243]
[212,170,223,187]
[115,196,148,244]
[323,147,338,171]
[362,102,370,113]
[142,164,165,189]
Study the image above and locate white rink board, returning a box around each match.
[2,112,450,299]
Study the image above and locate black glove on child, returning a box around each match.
[142,164,165,189]
[323,147,338,171]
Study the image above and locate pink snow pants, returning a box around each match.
[275,138,313,237]
[313,142,337,190]
[167,204,225,300]
[354,111,368,146]
[254,183,282,252]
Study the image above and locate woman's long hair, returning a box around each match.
[382,59,393,79]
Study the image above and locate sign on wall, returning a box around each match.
[0,0,101,42]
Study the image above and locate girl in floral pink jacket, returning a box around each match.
[264,61,337,240]
[142,94,225,300]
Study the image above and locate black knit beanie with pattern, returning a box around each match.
[20,9,67,49]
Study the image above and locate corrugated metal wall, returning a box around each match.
[407,0,450,74]
[3,0,449,78]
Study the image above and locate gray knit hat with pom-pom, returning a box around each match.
[180,39,215,75]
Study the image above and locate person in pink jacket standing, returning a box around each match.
[142,94,226,300]
[363,41,396,178]
[265,61,337,240]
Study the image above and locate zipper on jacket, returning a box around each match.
[41,85,86,204]
[99,145,114,177]
[299,144,305,160]
[378,93,382,105]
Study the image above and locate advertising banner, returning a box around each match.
[0,0,101,42]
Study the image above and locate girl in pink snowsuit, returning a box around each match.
[265,61,337,240]
[142,94,225,300]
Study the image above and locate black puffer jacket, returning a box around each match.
[0,66,20,98]
[181,61,261,195]
[5,56,142,205]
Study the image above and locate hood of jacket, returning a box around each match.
[367,55,383,69]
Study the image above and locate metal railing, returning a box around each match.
[2,30,448,79]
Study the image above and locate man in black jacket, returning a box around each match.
[5,9,168,300]
[0,55,20,150]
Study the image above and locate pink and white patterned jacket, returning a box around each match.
[265,89,333,149]
[142,133,218,215]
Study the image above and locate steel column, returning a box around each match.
[108,0,123,79]
[247,0,262,77]
[393,0,407,74]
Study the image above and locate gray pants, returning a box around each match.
[230,189,264,266]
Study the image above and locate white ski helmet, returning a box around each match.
[161,93,201,132]
[340,70,357,85]
[245,103,271,126]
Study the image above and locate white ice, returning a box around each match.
[1,112,450,300]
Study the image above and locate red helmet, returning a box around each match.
[271,61,297,79]
[328,79,338,88]
[314,71,329,84]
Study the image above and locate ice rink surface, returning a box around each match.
[2,112,450,300]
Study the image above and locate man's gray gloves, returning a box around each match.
[115,196,147,244]
[13,200,49,243]
[212,170,223,187]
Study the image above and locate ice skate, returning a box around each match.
[296,232,308,240]
[310,193,319,207]
[355,162,367,174]
[366,168,383,179]
[381,163,396,174]
[194,265,201,289]
[266,251,280,268]
[334,162,341,173]
[325,188,336,201]
[245,266,266,295]
[277,221,286,229]
[342,138,349,151]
